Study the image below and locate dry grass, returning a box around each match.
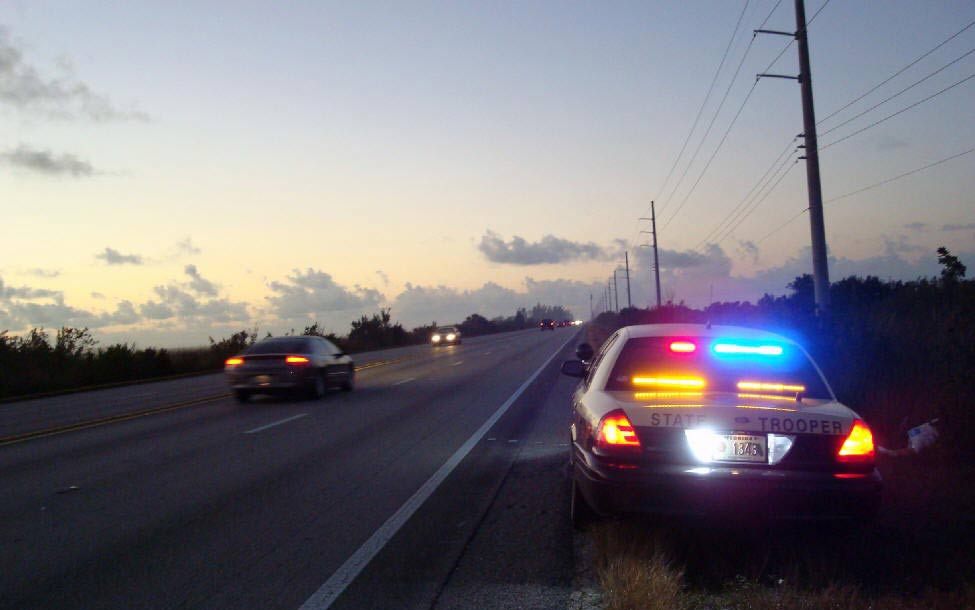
[588,460,975,610]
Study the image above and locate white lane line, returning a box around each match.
[392,377,417,386]
[298,331,577,610]
[483,351,492,355]
[243,413,308,434]
[450,361,464,367]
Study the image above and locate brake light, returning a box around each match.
[669,341,696,353]
[595,410,641,452]
[737,381,805,393]
[285,355,310,364]
[225,357,244,366]
[632,376,705,388]
[838,420,875,462]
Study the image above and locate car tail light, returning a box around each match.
[595,410,641,454]
[285,355,310,364]
[225,357,244,366]
[837,419,875,462]
[632,376,706,389]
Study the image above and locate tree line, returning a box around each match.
[0,303,573,399]
[587,247,972,458]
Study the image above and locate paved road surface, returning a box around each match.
[0,328,584,610]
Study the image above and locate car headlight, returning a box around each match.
[432,334,441,342]
[446,333,456,341]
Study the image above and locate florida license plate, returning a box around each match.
[714,434,766,463]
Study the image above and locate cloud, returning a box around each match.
[883,235,926,256]
[376,270,390,287]
[736,240,760,264]
[391,277,602,327]
[95,247,143,266]
[0,27,149,121]
[90,292,105,299]
[874,134,910,151]
[478,230,621,265]
[943,223,975,231]
[26,268,61,278]
[0,276,63,301]
[265,268,384,321]
[139,300,175,320]
[0,144,94,176]
[174,237,201,256]
[904,222,928,232]
[184,264,218,296]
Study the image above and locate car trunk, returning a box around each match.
[605,391,856,471]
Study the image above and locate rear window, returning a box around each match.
[437,327,457,333]
[245,338,314,355]
[604,337,831,399]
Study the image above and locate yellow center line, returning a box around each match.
[0,357,408,448]
[0,393,231,448]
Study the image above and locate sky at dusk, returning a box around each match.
[1,1,973,347]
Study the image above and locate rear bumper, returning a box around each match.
[225,368,316,391]
[575,455,882,521]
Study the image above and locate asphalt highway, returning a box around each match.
[0,327,583,610]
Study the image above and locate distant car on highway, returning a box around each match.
[224,336,354,402]
[561,323,881,526]
[431,326,461,345]
[540,319,556,331]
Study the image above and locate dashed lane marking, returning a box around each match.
[243,413,308,434]
[0,359,403,447]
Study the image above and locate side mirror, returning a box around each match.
[575,343,594,362]
[560,360,586,378]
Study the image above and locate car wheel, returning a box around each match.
[309,371,326,400]
[233,389,251,403]
[570,476,597,530]
[341,365,355,392]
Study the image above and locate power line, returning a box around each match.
[825,148,974,204]
[654,0,752,209]
[659,1,754,215]
[757,207,808,243]
[693,136,797,250]
[714,158,798,245]
[662,0,831,232]
[807,0,832,25]
[818,19,975,126]
[756,147,974,243]
[757,0,830,74]
[662,79,759,229]
[819,47,975,138]
[821,72,975,150]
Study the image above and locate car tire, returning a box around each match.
[570,476,597,530]
[233,389,251,403]
[341,365,355,392]
[309,371,326,400]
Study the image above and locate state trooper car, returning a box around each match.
[561,324,881,526]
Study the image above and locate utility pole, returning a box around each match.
[589,293,593,320]
[639,200,663,308]
[612,273,619,313]
[624,252,632,309]
[756,0,830,312]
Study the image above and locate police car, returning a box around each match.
[561,324,881,526]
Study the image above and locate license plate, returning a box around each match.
[254,375,272,386]
[713,434,766,463]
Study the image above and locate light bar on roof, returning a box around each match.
[713,343,783,356]
[632,376,706,388]
[737,381,805,393]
